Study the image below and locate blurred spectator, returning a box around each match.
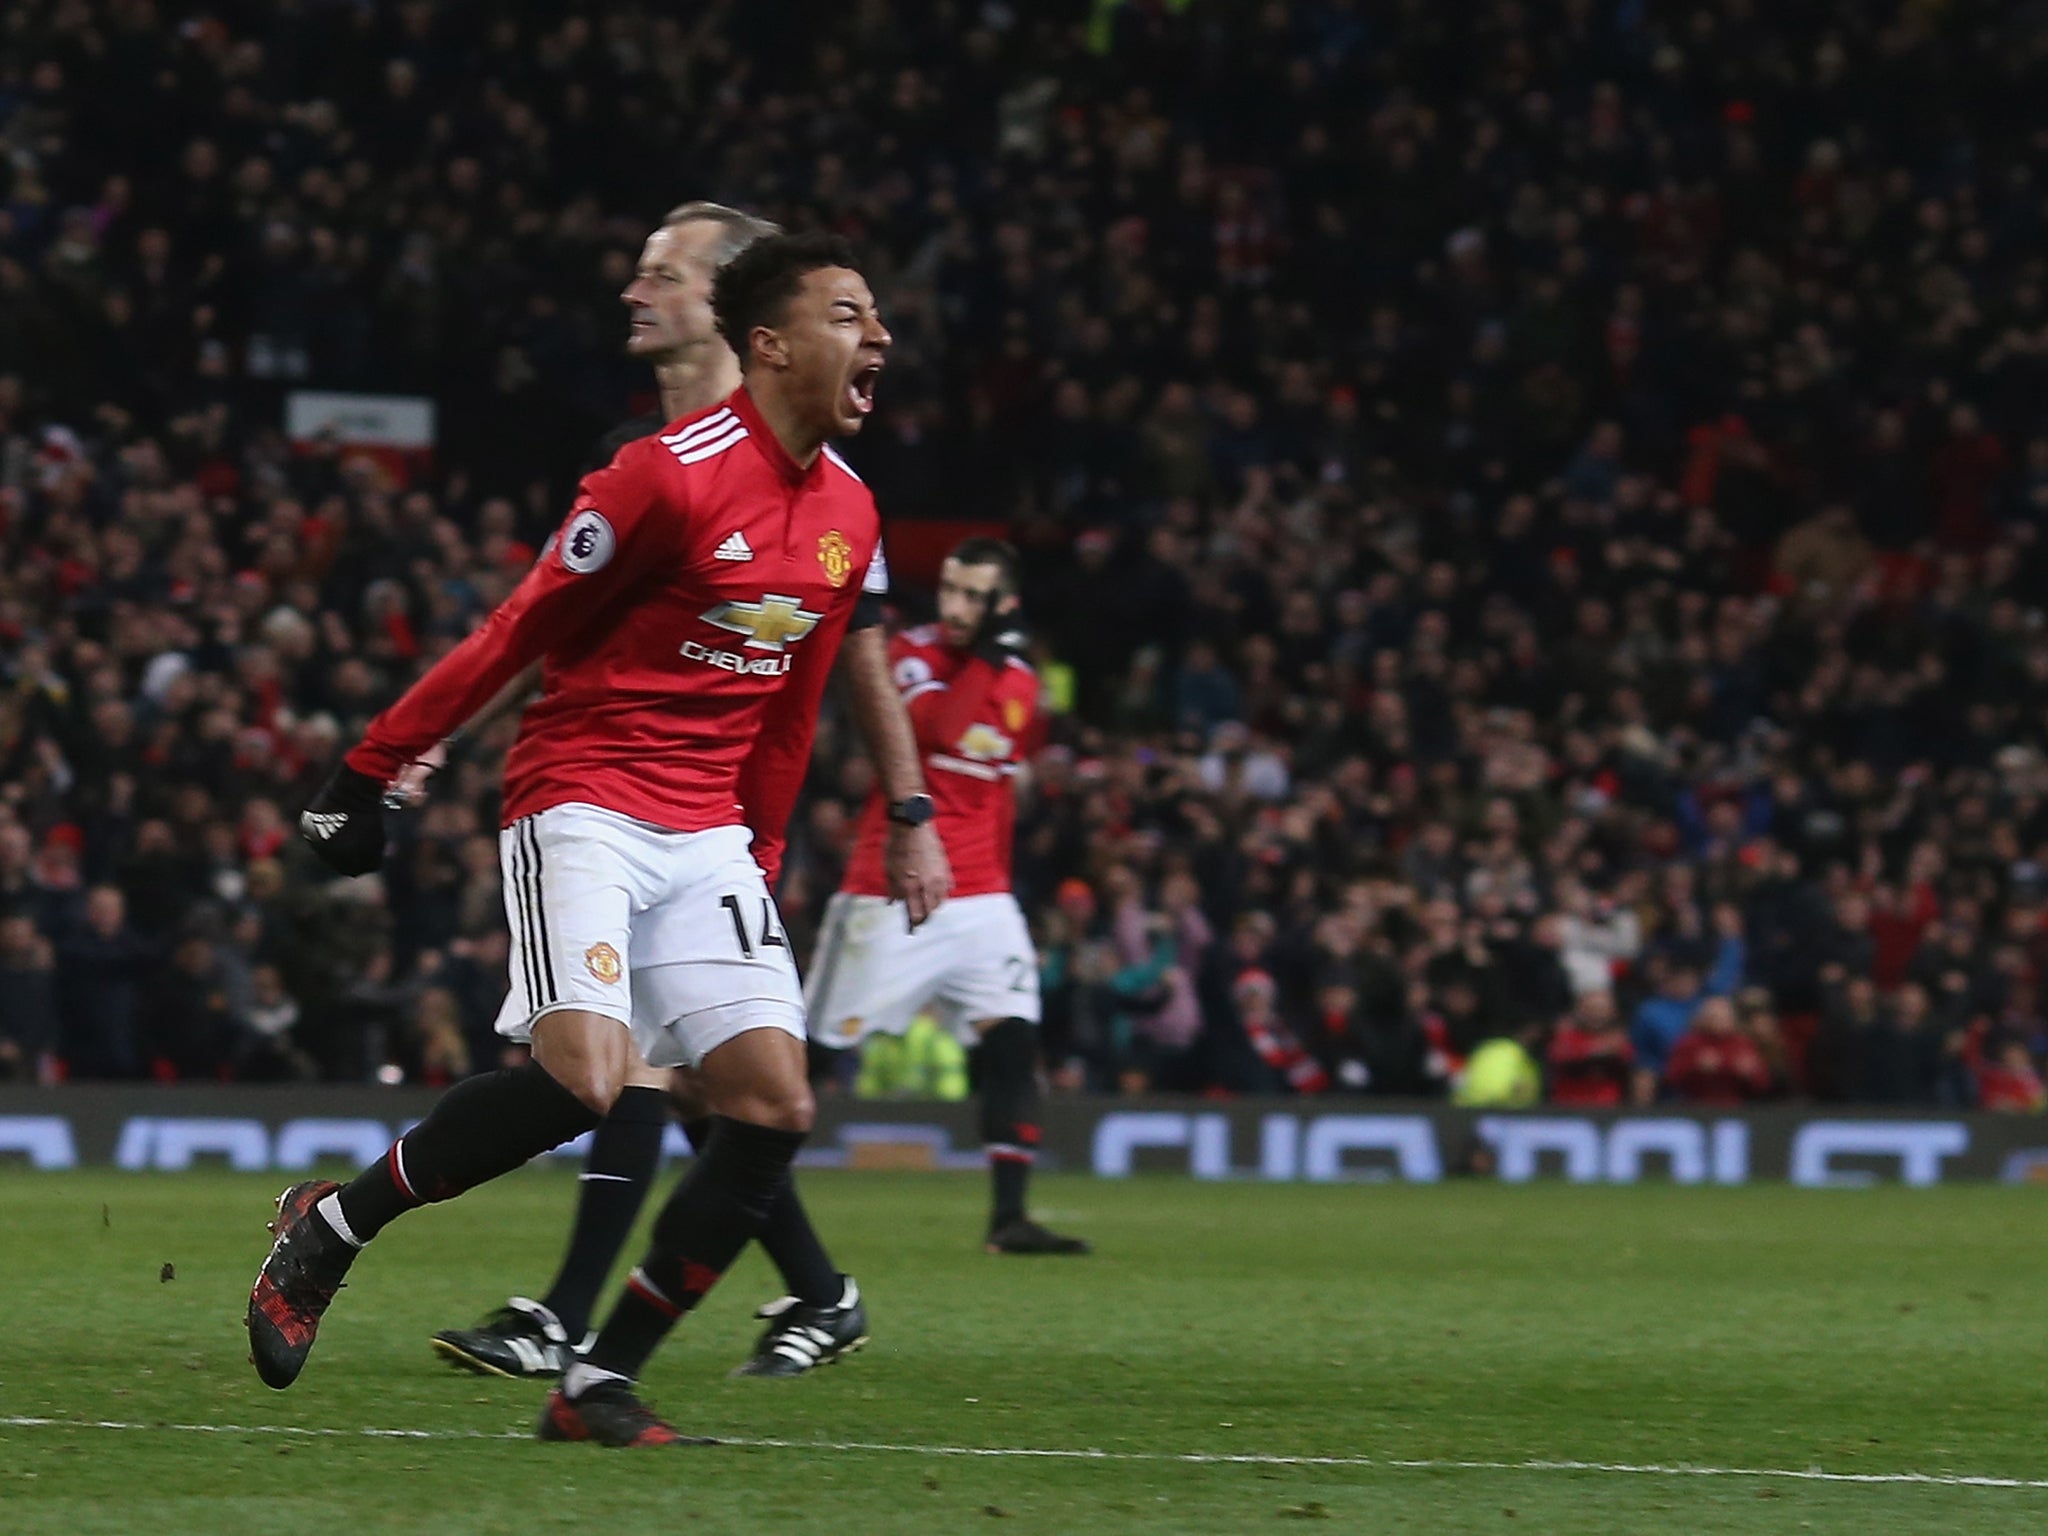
[1453,1036,1542,1110]
[1774,506,1872,610]
[1629,937,1742,1104]
[150,934,233,1081]
[1734,989,1794,1100]
[1546,990,1633,1108]
[56,887,147,1080]
[1812,976,1881,1103]
[232,963,310,1082]
[1964,1021,2047,1114]
[1557,885,1642,998]
[1234,969,1327,1095]
[1864,981,1959,1108]
[854,1014,969,1100]
[1665,998,1773,1109]
[0,912,58,1082]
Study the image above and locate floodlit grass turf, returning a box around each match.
[1,1169,2044,1535]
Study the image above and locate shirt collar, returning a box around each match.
[728,385,818,487]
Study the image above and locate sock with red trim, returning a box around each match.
[323,1060,600,1245]
[579,1116,804,1386]
[978,1018,1041,1230]
[686,1115,841,1306]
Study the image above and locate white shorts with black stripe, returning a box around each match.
[804,891,1041,1048]
[492,803,805,1070]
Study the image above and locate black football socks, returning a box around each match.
[979,1018,1041,1230]
[575,1116,804,1388]
[319,1060,600,1246]
[538,1084,669,1338]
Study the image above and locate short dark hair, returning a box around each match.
[948,537,1020,597]
[711,231,861,364]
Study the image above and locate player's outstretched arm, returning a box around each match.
[302,448,666,875]
[386,662,544,807]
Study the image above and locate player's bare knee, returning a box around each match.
[544,1058,624,1116]
[725,1078,814,1134]
[772,1079,817,1135]
[530,1011,633,1115]
[584,1071,631,1115]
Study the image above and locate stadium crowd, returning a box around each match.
[4,1,2048,1112]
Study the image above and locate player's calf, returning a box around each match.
[978,1017,1091,1255]
[565,1114,805,1399]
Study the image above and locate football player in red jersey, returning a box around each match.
[418,204,909,1386]
[248,233,947,1448]
[811,539,1089,1255]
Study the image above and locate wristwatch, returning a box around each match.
[886,793,936,828]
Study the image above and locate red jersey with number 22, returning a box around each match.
[841,624,1038,899]
[347,388,885,883]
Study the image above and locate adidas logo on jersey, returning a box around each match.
[301,811,347,840]
[714,531,753,562]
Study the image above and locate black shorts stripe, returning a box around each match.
[522,818,557,1004]
[507,820,541,1011]
[807,897,852,1026]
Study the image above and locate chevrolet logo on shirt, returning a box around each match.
[956,723,1015,762]
[700,594,823,651]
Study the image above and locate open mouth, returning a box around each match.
[846,361,883,415]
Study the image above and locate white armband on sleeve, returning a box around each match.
[862,539,890,596]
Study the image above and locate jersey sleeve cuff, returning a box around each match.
[343,739,407,784]
[849,592,886,631]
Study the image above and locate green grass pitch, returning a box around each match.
[1,1166,2044,1534]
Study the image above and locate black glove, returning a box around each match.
[974,602,1029,668]
[299,763,388,876]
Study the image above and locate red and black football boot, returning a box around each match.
[246,1179,356,1389]
[535,1382,715,1448]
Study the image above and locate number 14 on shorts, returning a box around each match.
[721,893,788,958]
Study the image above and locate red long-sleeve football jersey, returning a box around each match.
[840,624,1039,899]
[347,388,885,882]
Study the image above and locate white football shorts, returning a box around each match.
[804,891,1041,1047]
[492,803,804,1069]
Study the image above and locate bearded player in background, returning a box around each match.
[809,537,1089,1258]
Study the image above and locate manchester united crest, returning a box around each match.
[1003,696,1029,732]
[584,942,622,984]
[818,530,853,588]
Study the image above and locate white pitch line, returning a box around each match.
[2,1416,2045,1491]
